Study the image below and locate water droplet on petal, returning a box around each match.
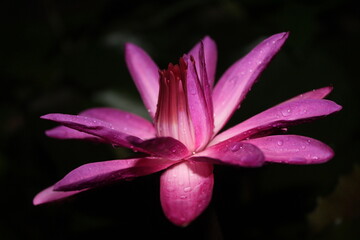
[281,108,292,117]
[183,187,192,192]
[277,140,284,146]
[180,195,187,199]
[230,143,242,152]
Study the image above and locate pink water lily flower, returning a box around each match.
[34,32,342,226]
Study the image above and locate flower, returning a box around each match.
[33,32,342,226]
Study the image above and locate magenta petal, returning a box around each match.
[160,161,214,226]
[244,135,334,164]
[45,108,156,141]
[282,86,333,104]
[137,137,190,161]
[192,142,264,167]
[45,126,103,142]
[188,36,217,87]
[55,158,176,191]
[212,32,289,134]
[41,113,144,149]
[210,99,342,146]
[125,43,160,118]
[33,186,86,205]
[185,51,214,151]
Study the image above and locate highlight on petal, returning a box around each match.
[160,161,214,227]
[210,99,342,146]
[212,32,289,134]
[33,185,86,205]
[192,142,264,167]
[54,158,176,191]
[45,108,156,141]
[125,43,160,118]
[244,135,334,164]
[188,36,218,87]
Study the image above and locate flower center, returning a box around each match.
[155,57,195,152]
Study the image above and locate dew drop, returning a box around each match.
[228,76,238,84]
[190,88,197,95]
[183,187,192,192]
[281,108,292,117]
[230,143,241,152]
[277,140,284,146]
[180,195,187,199]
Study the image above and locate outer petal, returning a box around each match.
[212,32,289,134]
[41,113,143,149]
[46,108,156,141]
[281,86,333,104]
[42,113,190,160]
[125,43,160,118]
[188,36,217,87]
[192,142,264,167]
[54,158,176,191]
[33,186,86,205]
[244,135,334,164]
[160,161,214,226]
[210,99,342,146]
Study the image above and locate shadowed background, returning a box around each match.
[1,0,359,239]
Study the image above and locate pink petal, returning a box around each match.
[54,158,176,191]
[212,32,289,134]
[33,185,86,205]
[160,161,214,226]
[210,99,342,146]
[281,86,333,104]
[125,43,160,118]
[41,113,143,149]
[46,108,156,141]
[43,113,191,160]
[192,142,264,167]
[188,36,217,87]
[244,135,334,164]
[137,137,191,160]
[46,126,103,142]
[185,50,214,151]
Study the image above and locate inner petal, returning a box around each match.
[155,58,195,151]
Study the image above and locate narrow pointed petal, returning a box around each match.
[41,113,143,149]
[185,52,214,151]
[43,113,190,160]
[188,36,217,87]
[192,142,264,167]
[281,86,333,104]
[212,32,289,134]
[244,135,334,164]
[45,108,156,141]
[55,158,176,191]
[33,186,86,205]
[210,99,342,146]
[160,161,214,226]
[125,43,160,118]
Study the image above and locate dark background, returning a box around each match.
[1,0,359,239]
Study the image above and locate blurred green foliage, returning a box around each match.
[1,0,359,239]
